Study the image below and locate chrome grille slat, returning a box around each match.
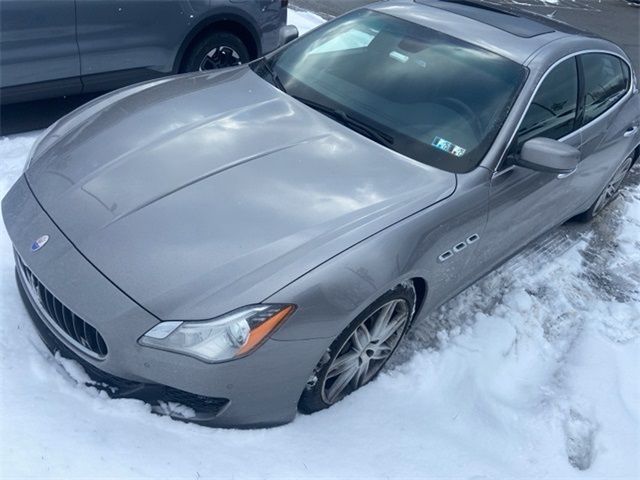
[61,306,74,337]
[17,255,108,359]
[93,329,102,355]
[97,334,108,357]
[38,284,47,308]
[71,314,82,344]
[82,320,95,352]
[53,297,64,328]
[44,288,54,316]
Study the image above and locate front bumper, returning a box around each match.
[3,175,329,428]
[15,268,230,420]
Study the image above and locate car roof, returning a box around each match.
[368,0,601,65]
[418,0,594,38]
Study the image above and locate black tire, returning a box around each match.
[181,31,250,73]
[299,283,416,414]
[575,150,636,222]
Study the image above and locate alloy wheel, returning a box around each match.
[320,299,410,404]
[592,156,633,215]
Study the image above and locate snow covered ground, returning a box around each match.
[1,8,639,480]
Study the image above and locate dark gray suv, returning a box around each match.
[0,0,296,104]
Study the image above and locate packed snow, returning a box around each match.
[1,8,639,480]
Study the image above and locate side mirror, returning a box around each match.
[515,137,580,174]
[280,25,299,45]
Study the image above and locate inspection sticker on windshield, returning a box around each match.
[432,137,466,157]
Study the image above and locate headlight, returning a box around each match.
[138,304,295,362]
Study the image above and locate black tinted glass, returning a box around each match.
[517,58,578,146]
[581,53,629,124]
[262,10,526,173]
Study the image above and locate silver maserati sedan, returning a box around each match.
[3,0,639,428]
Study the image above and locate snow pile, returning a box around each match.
[0,8,639,480]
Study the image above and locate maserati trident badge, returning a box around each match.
[31,235,49,252]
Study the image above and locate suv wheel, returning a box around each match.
[182,31,250,73]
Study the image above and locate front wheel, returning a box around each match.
[299,284,416,414]
[576,153,634,222]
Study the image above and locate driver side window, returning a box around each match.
[514,57,579,152]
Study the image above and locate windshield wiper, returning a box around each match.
[291,95,394,147]
[259,57,287,93]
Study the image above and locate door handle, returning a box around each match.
[557,168,577,179]
[624,126,638,137]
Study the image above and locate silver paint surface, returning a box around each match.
[3,1,639,427]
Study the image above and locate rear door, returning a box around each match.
[0,0,80,93]
[75,0,209,91]
[568,52,640,212]
[475,57,582,270]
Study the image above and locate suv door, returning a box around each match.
[0,0,81,101]
[475,57,582,270]
[568,52,639,213]
[75,0,211,92]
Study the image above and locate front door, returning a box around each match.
[476,56,582,270]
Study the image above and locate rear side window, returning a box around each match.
[580,53,629,124]
[516,57,579,147]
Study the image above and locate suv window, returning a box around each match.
[580,53,629,124]
[516,57,579,148]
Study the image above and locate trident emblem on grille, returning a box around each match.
[31,235,49,252]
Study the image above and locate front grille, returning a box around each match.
[17,255,108,358]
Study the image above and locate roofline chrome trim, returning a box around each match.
[493,49,636,174]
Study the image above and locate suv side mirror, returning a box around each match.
[515,137,580,174]
[280,25,299,45]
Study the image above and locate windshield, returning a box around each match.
[254,10,526,173]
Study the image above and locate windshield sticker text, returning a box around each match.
[432,137,466,157]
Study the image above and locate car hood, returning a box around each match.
[26,67,456,320]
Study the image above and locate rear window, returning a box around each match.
[581,53,630,125]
